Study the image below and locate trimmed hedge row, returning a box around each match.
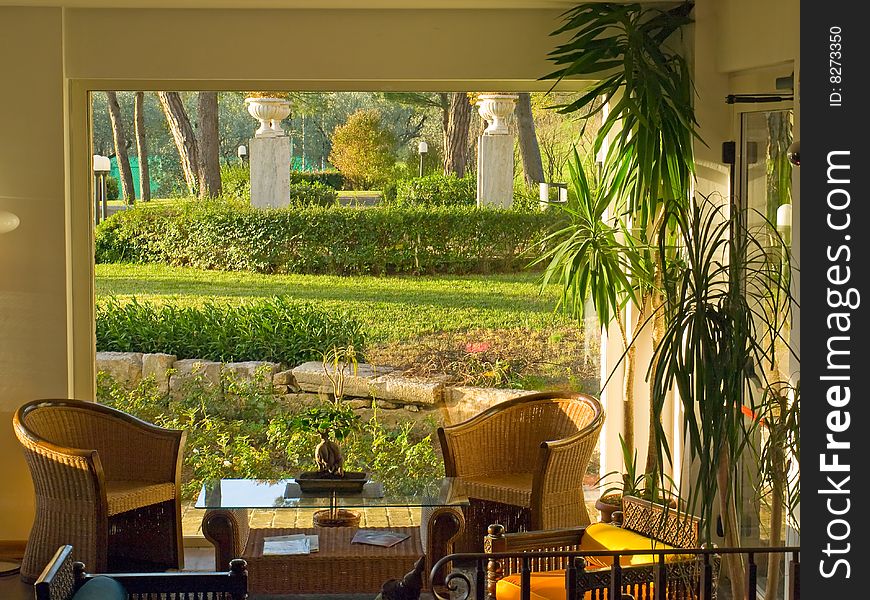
[95,201,563,275]
[96,295,366,365]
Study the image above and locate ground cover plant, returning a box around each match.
[96,294,365,365]
[97,369,441,499]
[96,264,598,391]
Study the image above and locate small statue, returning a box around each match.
[315,432,344,477]
[376,556,425,600]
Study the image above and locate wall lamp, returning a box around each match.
[0,210,20,234]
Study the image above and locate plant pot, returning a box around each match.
[313,508,361,528]
[595,494,622,523]
[244,97,291,137]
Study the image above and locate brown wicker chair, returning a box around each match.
[13,399,186,583]
[438,392,604,552]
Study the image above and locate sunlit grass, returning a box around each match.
[95,263,574,343]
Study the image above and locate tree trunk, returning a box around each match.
[717,450,746,600]
[444,92,471,177]
[158,91,200,196]
[765,447,785,599]
[515,92,544,186]
[616,314,635,454]
[106,91,135,203]
[438,92,450,168]
[133,92,151,202]
[196,91,222,198]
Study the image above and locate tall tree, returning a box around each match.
[133,92,151,202]
[106,91,135,203]
[444,92,471,177]
[515,92,544,186]
[196,92,222,198]
[158,91,200,196]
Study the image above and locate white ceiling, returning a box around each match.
[0,1,586,8]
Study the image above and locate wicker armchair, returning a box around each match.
[438,392,604,552]
[13,399,186,583]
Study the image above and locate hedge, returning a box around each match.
[95,201,563,275]
[288,170,344,190]
[96,295,365,365]
[392,174,476,207]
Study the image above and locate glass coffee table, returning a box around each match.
[194,477,468,594]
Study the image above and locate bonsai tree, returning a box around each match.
[291,345,362,478]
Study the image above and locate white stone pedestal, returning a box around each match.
[475,93,517,208]
[250,135,290,208]
[477,134,514,208]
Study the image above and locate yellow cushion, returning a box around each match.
[497,571,592,600]
[578,523,678,567]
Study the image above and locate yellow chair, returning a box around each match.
[485,496,708,600]
[13,399,185,582]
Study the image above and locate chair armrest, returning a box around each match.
[34,546,78,600]
[202,508,252,570]
[485,523,587,555]
[530,418,603,529]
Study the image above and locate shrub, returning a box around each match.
[96,295,366,365]
[288,170,344,190]
[95,201,563,275]
[287,181,337,207]
[220,162,251,201]
[329,109,397,190]
[106,175,120,200]
[97,371,442,499]
[392,174,476,207]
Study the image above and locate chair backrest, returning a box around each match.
[619,495,700,549]
[482,393,602,472]
[14,399,171,482]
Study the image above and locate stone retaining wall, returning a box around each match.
[96,351,532,428]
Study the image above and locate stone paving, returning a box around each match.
[181,503,422,542]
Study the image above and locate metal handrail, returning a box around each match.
[430,546,801,600]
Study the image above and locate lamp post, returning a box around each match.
[237,144,248,163]
[417,140,428,177]
[93,154,112,225]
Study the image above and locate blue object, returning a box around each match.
[72,575,127,600]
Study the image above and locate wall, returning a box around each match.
[0,7,68,542]
[0,4,579,544]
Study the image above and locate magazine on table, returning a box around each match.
[262,533,319,555]
[350,529,410,547]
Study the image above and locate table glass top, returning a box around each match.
[194,477,470,509]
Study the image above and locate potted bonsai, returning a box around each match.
[290,346,366,527]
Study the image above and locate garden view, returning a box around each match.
[91,90,603,499]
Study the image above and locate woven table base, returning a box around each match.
[244,527,423,594]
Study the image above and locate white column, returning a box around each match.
[245,97,291,209]
[476,94,517,208]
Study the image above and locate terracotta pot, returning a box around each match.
[595,494,622,523]
[313,508,361,528]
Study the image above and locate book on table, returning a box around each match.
[262,533,319,555]
[350,529,410,548]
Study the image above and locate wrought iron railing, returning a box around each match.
[430,546,800,600]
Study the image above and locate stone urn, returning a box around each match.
[476,93,518,135]
[245,97,291,137]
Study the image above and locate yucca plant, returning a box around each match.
[542,1,696,471]
[536,149,648,450]
[649,195,796,596]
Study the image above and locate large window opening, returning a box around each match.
[89,89,604,534]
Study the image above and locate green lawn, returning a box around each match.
[96,263,575,343]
